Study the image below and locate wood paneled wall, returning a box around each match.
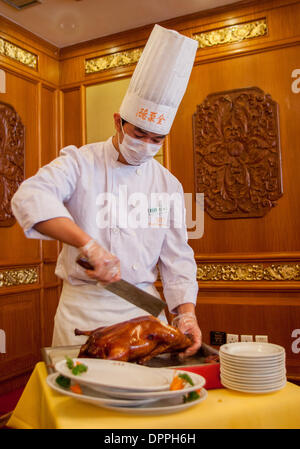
[1,0,300,395]
[58,0,300,381]
[0,17,61,394]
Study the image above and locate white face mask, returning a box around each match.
[118,123,162,166]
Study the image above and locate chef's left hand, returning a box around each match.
[173,312,202,358]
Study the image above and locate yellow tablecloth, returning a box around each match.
[7,362,300,429]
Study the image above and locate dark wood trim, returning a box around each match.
[195,252,300,262]
[0,59,59,89]
[0,412,12,428]
[197,282,300,292]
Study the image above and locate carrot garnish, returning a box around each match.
[170,375,185,391]
[70,383,83,395]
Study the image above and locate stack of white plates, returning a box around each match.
[219,342,286,393]
[46,358,207,415]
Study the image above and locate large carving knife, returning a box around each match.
[76,257,166,317]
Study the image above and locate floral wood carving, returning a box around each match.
[193,87,283,219]
[0,102,24,226]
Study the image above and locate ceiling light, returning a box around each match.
[1,0,42,10]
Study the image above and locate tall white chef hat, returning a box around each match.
[119,24,198,135]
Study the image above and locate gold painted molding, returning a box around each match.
[193,18,268,49]
[85,47,143,74]
[0,37,37,69]
[85,19,268,74]
[196,263,300,281]
[0,267,39,287]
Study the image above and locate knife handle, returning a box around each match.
[76,256,94,271]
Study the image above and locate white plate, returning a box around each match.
[220,363,285,374]
[220,358,285,368]
[220,354,285,363]
[55,358,173,393]
[220,357,285,367]
[220,367,286,379]
[99,388,208,415]
[220,348,285,358]
[220,361,286,371]
[221,373,286,384]
[220,342,285,358]
[221,379,286,394]
[46,373,158,407]
[83,370,206,400]
[221,376,286,389]
[220,353,285,363]
[220,372,286,385]
[220,356,285,366]
[221,377,286,387]
[224,384,285,394]
[46,373,207,415]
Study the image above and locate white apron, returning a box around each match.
[51,281,166,347]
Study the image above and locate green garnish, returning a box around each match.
[178,373,194,386]
[183,390,200,403]
[65,356,74,370]
[177,373,200,403]
[56,375,71,389]
[65,356,88,375]
[71,363,88,375]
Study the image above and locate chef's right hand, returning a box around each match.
[79,239,121,284]
[172,312,202,358]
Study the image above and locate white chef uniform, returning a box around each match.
[11,138,198,345]
[11,24,199,346]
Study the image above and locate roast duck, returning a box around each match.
[75,315,192,364]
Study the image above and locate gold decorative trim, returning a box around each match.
[196,263,300,281]
[0,37,37,69]
[193,19,267,49]
[154,145,165,166]
[0,267,39,287]
[85,47,143,74]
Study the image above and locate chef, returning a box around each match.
[11,24,202,357]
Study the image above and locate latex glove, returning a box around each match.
[79,239,121,284]
[172,312,202,358]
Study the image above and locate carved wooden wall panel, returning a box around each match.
[193,87,283,219]
[0,102,24,227]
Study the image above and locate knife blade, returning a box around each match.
[76,257,166,317]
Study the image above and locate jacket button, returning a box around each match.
[132,264,138,271]
[136,168,142,175]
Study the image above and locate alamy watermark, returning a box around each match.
[290,69,299,352]
[0,329,5,353]
[291,69,300,93]
[291,329,300,354]
[95,186,204,239]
